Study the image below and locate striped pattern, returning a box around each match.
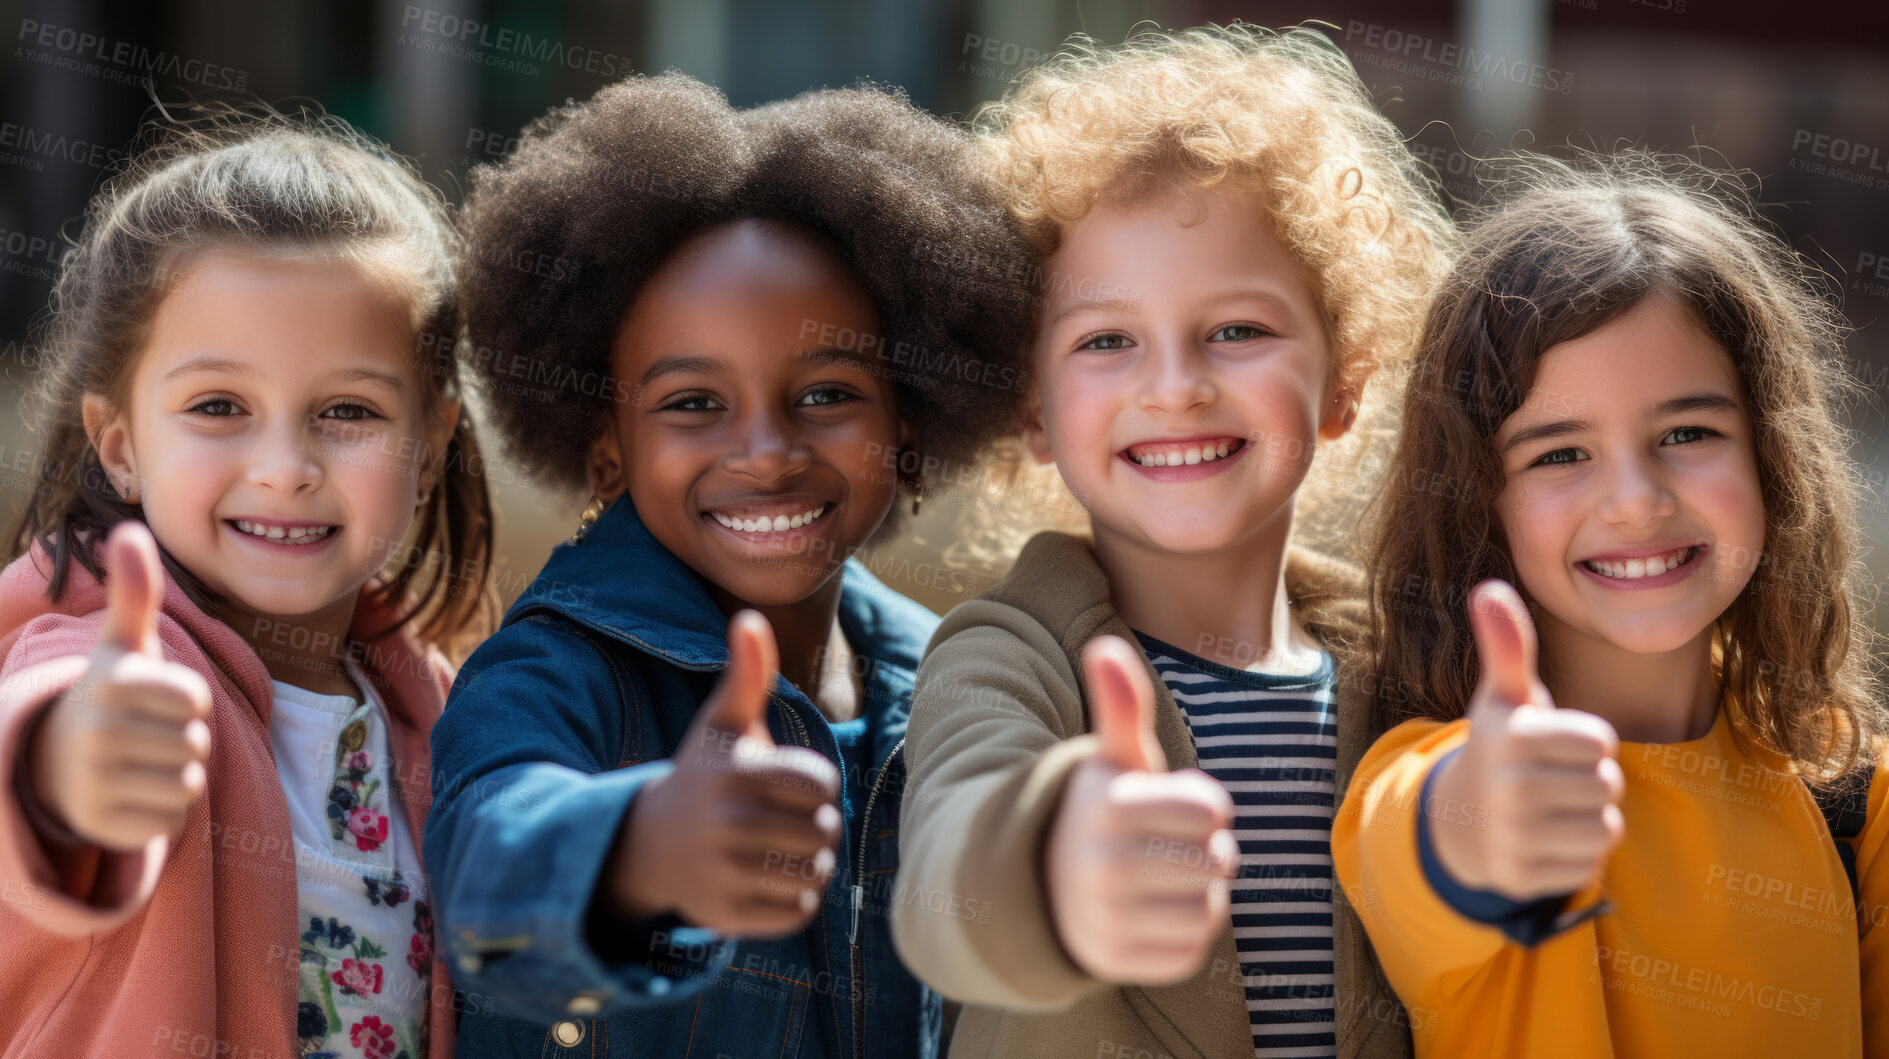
[1135,631,1338,1059]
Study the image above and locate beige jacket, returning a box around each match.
[892,531,1414,1059]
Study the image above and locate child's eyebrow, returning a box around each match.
[334,368,406,393]
[641,354,724,384]
[163,356,405,393]
[1194,287,1298,315]
[163,355,254,380]
[1502,417,1588,453]
[1501,392,1742,453]
[1048,294,1139,328]
[1650,392,1741,418]
[793,347,878,372]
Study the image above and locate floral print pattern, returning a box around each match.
[276,678,429,1059]
[325,710,387,859]
[299,908,424,1059]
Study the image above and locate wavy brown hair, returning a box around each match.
[1367,150,1886,781]
[7,105,497,661]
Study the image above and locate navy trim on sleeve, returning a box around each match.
[1416,746,1612,946]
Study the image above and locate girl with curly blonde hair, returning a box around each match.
[893,22,1453,1059]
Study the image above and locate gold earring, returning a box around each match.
[910,476,924,518]
[571,494,607,544]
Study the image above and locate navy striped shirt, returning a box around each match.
[1134,631,1338,1059]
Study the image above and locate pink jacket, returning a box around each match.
[0,541,460,1059]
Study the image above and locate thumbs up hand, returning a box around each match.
[1427,580,1626,901]
[1045,636,1239,985]
[27,521,212,851]
[602,610,843,939]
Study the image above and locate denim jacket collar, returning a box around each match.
[506,495,932,738]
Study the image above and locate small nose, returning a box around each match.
[245,416,322,495]
[1595,452,1676,527]
[722,405,812,484]
[1136,338,1217,415]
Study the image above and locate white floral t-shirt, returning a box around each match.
[270,662,432,1059]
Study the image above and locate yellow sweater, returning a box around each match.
[1333,706,1887,1057]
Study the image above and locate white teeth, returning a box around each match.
[1131,439,1241,468]
[1587,547,1695,580]
[713,505,827,534]
[232,520,333,544]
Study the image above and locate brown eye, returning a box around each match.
[798,387,857,407]
[322,403,378,422]
[660,393,722,412]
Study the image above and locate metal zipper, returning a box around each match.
[850,735,905,1059]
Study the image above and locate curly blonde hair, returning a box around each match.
[977,20,1452,389]
[947,22,1455,587]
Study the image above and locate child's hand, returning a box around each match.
[604,610,843,939]
[27,521,212,851]
[1045,635,1239,985]
[1429,579,1626,901]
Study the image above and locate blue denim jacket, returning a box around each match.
[425,496,942,1058]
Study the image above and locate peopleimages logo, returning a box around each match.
[1343,20,1575,95]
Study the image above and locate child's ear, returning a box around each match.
[1021,387,1054,465]
[1318,366,1366,443]
[1317,389,1360,442]
[585,425,627,499]
[82,393,140,502]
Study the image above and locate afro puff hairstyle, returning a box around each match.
[458,72,1037,500]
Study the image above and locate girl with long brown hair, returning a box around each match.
[1334,150,1889,1057]
[0,109,494,1059]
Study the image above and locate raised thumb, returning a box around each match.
[99,520,163,658]
[1084,635,1166,773]
[699,609,779,743]
[1467,579,1546,711]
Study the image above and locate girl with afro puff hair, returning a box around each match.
[423,72,1034,1058]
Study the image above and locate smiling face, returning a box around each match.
[591,219,907,610]
[87,248,453,632]
[1024,186,1354,557]
[1492,293,1767,657]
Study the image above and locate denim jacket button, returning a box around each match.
[567,991,603,1015]
[553,1020,586,1046]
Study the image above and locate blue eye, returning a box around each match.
[1078,332,1131,352]
[1209,323,1273,342]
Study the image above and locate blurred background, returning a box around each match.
[1,0,1885,620]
